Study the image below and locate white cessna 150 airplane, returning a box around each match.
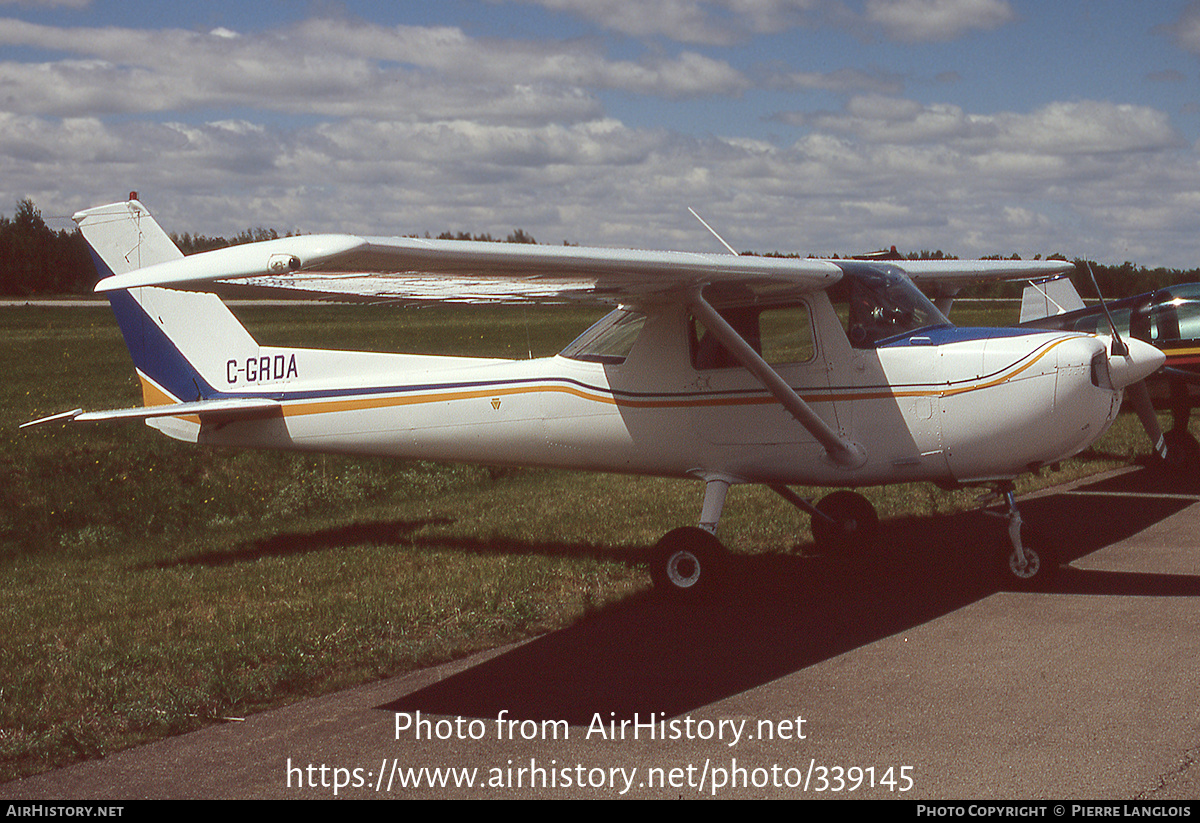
[26,198,1164,594]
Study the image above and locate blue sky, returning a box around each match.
[3,1,1200,268]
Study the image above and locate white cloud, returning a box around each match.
[0,17,747,124]
[4,98,1197,268]
[807,97,1183,156]
[864,0,1015,42]
[495,0,1018,45]
[489,0,827,46]
[770,66,906,95]
[1,12,1198,269]
[982,102,1184,156]
[1159,0,1200,54]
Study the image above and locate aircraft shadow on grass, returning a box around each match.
[144,516,640,570]
[378,467,1200,725]
[139,517,457,569]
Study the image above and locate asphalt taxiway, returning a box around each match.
[3,465,1199,799]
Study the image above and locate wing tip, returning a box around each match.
[19,408,84,429]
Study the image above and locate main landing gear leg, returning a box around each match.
[987,482,1055,590]
[650,477,731,598]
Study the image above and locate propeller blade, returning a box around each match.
[1084,262,1129,357]
[1127,378,1167,460]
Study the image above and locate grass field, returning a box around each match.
[0,300,1171,782]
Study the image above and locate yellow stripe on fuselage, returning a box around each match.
[137,372,203,424]
[268,336,1077,419]
[138,374,177,407]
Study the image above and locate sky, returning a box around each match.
[2,1,1200,268]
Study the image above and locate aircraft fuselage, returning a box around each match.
[162,293,1126,490]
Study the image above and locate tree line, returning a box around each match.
[0,200,94,295]
[2,198,1198,299]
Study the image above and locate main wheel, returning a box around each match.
[811,490,878,557]
[650,527,726,598]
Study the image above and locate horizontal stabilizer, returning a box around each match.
[21,398,281,429]
[19,408,85,429]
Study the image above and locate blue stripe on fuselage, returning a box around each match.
[877,325,1046,347]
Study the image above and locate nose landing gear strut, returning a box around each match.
[985,482,1055,590]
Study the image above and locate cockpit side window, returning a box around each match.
[690,302,815,369]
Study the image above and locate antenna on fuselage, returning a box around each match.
[688,208,738,255]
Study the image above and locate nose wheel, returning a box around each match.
[987,484,1055,590]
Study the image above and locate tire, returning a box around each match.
[650,526,726,598]
[811,490,878,558]
[1002,543,1056,591]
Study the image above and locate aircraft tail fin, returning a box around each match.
[1019,275,1085,323]
[73,195,184,277]
[73,198,263,436]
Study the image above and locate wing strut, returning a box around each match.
[689,293,867,469]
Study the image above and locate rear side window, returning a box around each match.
[560,309,646,365]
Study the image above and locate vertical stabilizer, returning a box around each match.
[1019,275,1085,323]
[73,197,184,276]
[73,198,263,437]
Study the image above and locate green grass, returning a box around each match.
[0,300,1175,782]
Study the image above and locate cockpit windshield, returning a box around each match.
[828,263,952,348]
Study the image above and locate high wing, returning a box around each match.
[92,230,1073,304]
[94,234,843,303]
[897,258,1076,287]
